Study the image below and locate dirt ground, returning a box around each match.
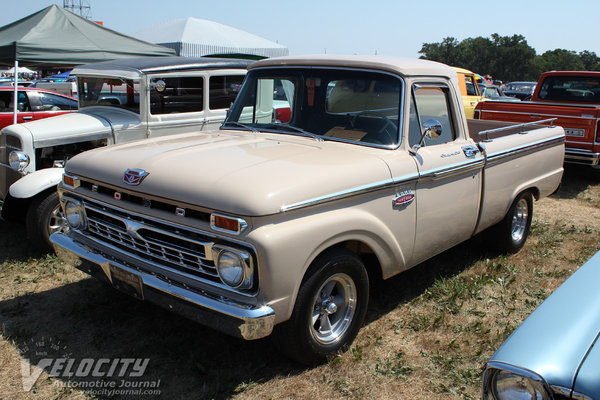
[0,164,598,400]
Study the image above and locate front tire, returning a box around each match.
[26,192,68,252]
[273,248,369,365]
[488,191,533,253]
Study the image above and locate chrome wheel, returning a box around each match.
[310,272,357,345]
[48,203,68,235]
[511,198,529,242]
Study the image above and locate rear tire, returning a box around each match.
[26,192,67,252]
[272,248,369,365]
[488,191,533,253]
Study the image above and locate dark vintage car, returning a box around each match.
[0,86,77,129]
[483,250,600,399]
[503,81,536,100]
[478,83,521,101]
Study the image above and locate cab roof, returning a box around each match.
[72,56,253,80]
[250,55,457,79]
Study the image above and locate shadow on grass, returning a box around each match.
[0,219,48,263]
[551,164,599,200]
[0,277,299,400]
[1,234,493,399]
[366,234,491,324]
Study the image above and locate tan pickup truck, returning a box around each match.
[50,55,565,365]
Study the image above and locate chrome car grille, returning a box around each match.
[82,199,222,283]
[0,134,21,165]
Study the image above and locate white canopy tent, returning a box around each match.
[133,18,288,59]
[2,66,35,75]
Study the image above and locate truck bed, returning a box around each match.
[467,119,550,142]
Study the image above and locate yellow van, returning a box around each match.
[452,67,485,118]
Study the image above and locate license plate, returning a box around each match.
[565,128,585,137]
[110,264,144,300]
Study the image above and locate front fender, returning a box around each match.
[9,168,64,199]
[248,206,407,324]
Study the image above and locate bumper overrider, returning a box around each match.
[50,230,275,340]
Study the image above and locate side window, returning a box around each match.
[409,85,457,147]
[465,75,477,96]
[208,75,244,110]
[238,77,296,124]
[4,92,30,112]
[150,77,204,115]
[0,92,9,112]
[38,92,78,110]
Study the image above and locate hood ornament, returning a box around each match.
[123,169,149,185]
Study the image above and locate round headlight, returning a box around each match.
[492,370,549,400]
[216,250,245,287]
[9,151,30,172]
[64,200,83,229]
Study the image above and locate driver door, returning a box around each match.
[408,83,484,265]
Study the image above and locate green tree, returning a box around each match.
[578,50,600,71]
[418,37,462,67]
[489,34,537,81]
[537,49,585,73]
[419,34,537,81]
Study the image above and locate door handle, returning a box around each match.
[462,145,479,158]
[22,116,33,120]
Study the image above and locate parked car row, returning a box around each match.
[0,56,250,249]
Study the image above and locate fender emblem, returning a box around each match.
[393,192,415,207]
[123,169,149,185]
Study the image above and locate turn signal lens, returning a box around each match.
[211,214,247,234]
[215,215,239,232]
[63,175,75,187]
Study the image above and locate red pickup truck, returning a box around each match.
[474,71,600,168]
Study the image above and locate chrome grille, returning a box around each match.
[0,134,21,165]
[83,199,221,282]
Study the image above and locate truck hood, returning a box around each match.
[489,251,600,395]
[65,130,393,216]
[2,107,141,148]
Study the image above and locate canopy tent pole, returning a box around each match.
[12,60,18,125]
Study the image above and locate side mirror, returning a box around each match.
[410,119,443,155]
[423,119,442,140]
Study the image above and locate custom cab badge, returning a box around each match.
[123,169,149,186]
[393,191,415,207]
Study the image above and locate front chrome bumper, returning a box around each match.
[50,231,275,340]
[565,147,600,166]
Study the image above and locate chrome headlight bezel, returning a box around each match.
[212,245,254,289]
[483,361,553,400]
[64,199,86,230]
[8,150,30,172]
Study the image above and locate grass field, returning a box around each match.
[0,165,599,400]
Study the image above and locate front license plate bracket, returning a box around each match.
[110,264,144,300]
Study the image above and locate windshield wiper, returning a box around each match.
[263,124,323,142]
[221,121,259,133]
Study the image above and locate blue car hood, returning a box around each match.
[489,251,600,395]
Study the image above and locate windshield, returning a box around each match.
[224,68,403,147]
[538,76,600,102]
[78,76,140,113]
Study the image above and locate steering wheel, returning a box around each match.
[350,110,397,144]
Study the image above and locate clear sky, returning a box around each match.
[1,0,598,58]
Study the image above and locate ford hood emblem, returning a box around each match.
[123,169,149,185]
